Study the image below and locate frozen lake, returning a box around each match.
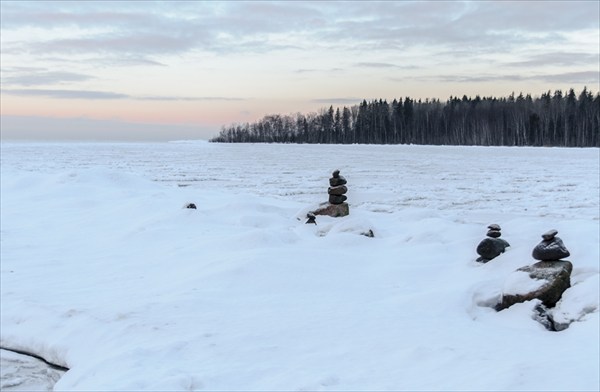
[2,142,598,219]
[1,142,599,391]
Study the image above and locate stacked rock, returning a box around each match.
[476,224,510,263]
[532,229,570,261]
[328,170,348,204]
[310,169,350,218]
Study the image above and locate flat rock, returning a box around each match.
[311,202,349,218]
[497,260,573,310]
[486,230,501,238]
[328,185,348,195]
[542,229,558,241]
[329,194,347,204]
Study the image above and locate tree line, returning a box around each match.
[210,88,599,147]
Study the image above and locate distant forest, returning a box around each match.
[210,88,599,147]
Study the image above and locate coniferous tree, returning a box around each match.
[210,88,599,147]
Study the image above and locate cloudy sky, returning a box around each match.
[1,1,598,141]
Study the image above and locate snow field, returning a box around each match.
[1,142,598,391]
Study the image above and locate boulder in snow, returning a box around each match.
[497,260,573,311]
[476,238,510,263]
[311,202,349,218]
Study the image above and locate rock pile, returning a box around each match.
[532,229,570,261]
[310,170,350,218]
[497,229,573,318]
[328,170,348,204]
[476,224,510,263]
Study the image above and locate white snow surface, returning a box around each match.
[1,142,599,391]
[502,271,548,295]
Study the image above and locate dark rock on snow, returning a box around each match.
[311,202,350,218]
[328,185,348,195]
[305,213,317,225]
[541,229,558,241]
[329,170,347,187]
[329,194,348,204]
[361,229,375,238]
[309,170,350,218]
[185,203,197,209]
[476,238,510,262]
[532,230,570,261]
[497,260,573,310]
[486,230,502,238]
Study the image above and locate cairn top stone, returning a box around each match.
[542,229,559,241]
[332,169,340,178]
[488,224,501,231]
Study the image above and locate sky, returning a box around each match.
[1,1,599,141]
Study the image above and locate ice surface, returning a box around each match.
[0,349,65,391]
[1,142,598,391]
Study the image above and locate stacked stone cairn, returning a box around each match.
[328,170,348,204]
[532,229,570,261]
[476,224,510,263]
[498,230,573,320]
[308,169,350,219]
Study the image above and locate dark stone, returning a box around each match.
[476,237,510,262]
[498,260,573,310]
[532,236,570,261]
[311,202,349,218]
[329,194,347,204]
[329,176,347,187]
[332,170,340,178]
[542,229,558,241]
[488,224,501,231]
[185,203,197,209]
[361,229,375,238]
[486,230,501,238]
[328,185,348,195]
[305,213,316,225]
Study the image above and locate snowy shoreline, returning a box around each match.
[1,142,598,391]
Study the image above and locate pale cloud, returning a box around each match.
[311,98,363,105]
[0,1,598,141]
[355,62,397,68]
[295,68,344,74]
[506,52,600,67]
[2,1,598,60]
[26,33,200,56]
[137,95,248,102]
[2,89,129,100]
[1,88,249,101]
[0,115,213,141]
[2,71,93,86]
[405,71,599,84]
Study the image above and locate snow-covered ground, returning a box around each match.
[1,141,598,391]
